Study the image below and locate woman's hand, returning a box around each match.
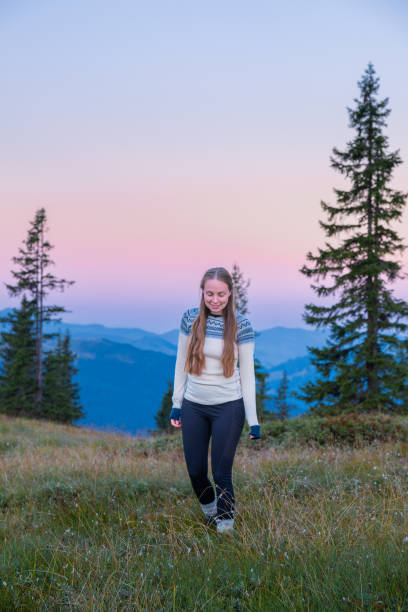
[170,407,182,428]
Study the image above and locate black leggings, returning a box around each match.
[180,396,245,520]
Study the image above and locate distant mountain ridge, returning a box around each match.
[0,309,177,355]
[72,338,175,434]
[0,308,329,363]
[253,325,327,367]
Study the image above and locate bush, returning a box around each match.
[258,412,408,447]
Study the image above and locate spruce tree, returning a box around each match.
[5,208,75,415]
[299,63,408,414]
[231,262,251,315]
[0,297,37,416]
[273,371,292,421]
[155,381,174,433]
[42,331,84,423]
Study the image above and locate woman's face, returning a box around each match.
[203,279,231,315]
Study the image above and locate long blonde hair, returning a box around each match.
[184,267,237,378]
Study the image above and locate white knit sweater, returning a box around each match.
[172,307,259,427]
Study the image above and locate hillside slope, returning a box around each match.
[0,415,407,610]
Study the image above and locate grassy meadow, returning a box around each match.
[1,414,408,611]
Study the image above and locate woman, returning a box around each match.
[169,266,261,534]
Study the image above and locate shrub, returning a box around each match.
[258,412,408,447]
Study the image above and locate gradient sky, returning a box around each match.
[1,0,407,332]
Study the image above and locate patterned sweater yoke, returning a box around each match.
[180,308,255,344]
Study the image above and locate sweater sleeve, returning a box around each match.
[238,341,259,427]
[237,316,259,427]
[171,313,190,408]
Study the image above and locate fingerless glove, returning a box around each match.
[249,424,261,439]
[169,407,181,421]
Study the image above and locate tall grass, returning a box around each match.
[1,414,407,610]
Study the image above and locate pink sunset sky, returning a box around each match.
[1,1,408,332]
